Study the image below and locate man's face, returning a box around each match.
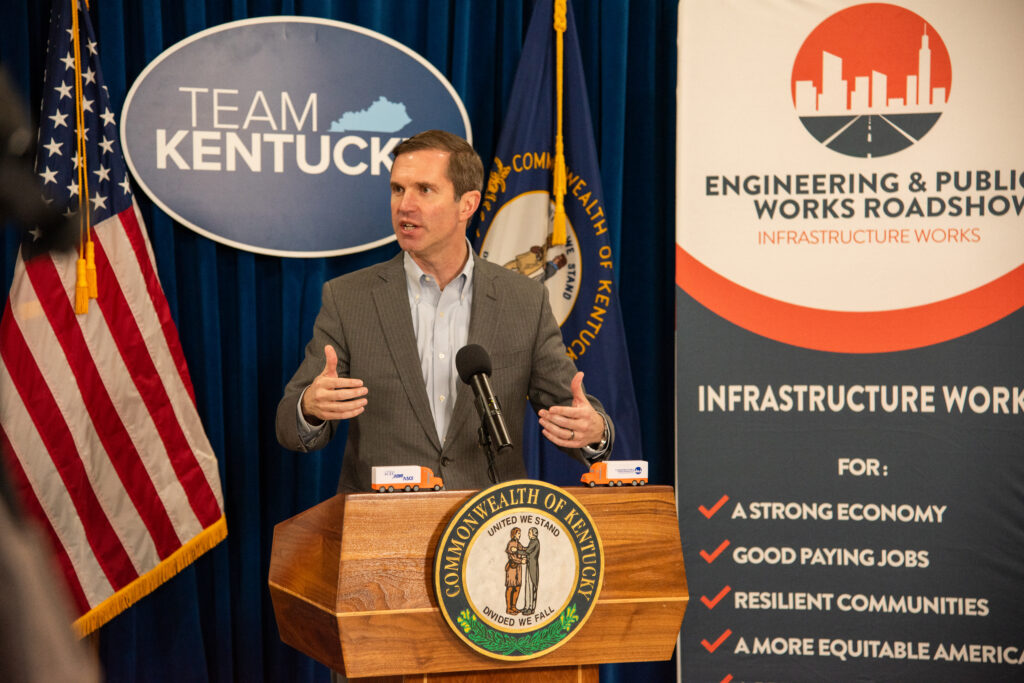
[390,149,477,264]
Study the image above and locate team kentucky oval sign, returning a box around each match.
[121,17,470,257]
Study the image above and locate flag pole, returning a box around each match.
[551,0,567,246]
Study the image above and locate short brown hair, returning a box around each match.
[393,129,483,199]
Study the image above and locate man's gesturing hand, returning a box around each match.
[300,345,368,424]
[538,372,605,448]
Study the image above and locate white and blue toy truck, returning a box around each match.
[581,460,649,487]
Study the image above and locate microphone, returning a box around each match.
[456,344,512,452]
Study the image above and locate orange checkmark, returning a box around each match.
[700,539,730,563]
[701,628,732,653]
[701,584,732,609]
[699,494,729,519]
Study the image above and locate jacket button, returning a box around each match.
[440,456,451,467]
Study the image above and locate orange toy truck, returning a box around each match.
[581,460,649,487]
[371,466,444,492]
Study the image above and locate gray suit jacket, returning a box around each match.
[275,251,613,492]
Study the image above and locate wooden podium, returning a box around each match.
[269,486,687,680]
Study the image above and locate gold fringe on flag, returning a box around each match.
[72,516,228,637]
[551,0,568,246]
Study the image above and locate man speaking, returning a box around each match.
[276,130,612,492]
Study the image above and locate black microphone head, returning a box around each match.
[456,344,492,383]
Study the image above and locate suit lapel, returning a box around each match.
[447,255,502,447]
[372,254,442,451]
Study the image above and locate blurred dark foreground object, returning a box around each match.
[0,66,76,256]
[0,467,103,682]
[0,63,103,681]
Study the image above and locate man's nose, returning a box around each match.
[396,191,417,213]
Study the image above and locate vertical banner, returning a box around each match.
[676,0,1024,681]
[474,0,642,484]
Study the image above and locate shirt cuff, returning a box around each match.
[581,414,610,462]
[296,386,326,442]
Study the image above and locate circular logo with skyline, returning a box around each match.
[791,3,952,158]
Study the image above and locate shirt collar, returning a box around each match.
[403,239,475,297]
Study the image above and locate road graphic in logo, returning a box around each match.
[433,480,603,660]
[791,3,952,158]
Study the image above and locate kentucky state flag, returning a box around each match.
[473,0,643,484]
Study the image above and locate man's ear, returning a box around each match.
[459,190,481,220]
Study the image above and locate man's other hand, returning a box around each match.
[538,372,604,448]
[301,345,368,424]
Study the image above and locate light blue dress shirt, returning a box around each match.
[403,251,473,444]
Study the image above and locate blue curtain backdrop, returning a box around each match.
[0,1,677,681]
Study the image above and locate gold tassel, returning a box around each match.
[86,239,98,298]
[551,0,568,246]
[552,206,567,246]
[552,137,567,245]
[75,257,89,314]
[71,0,91,315]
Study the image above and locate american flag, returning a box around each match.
[0,0,226,636]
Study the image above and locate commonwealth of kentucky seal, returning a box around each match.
[433,480,604,660]
[478,191,581,327]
